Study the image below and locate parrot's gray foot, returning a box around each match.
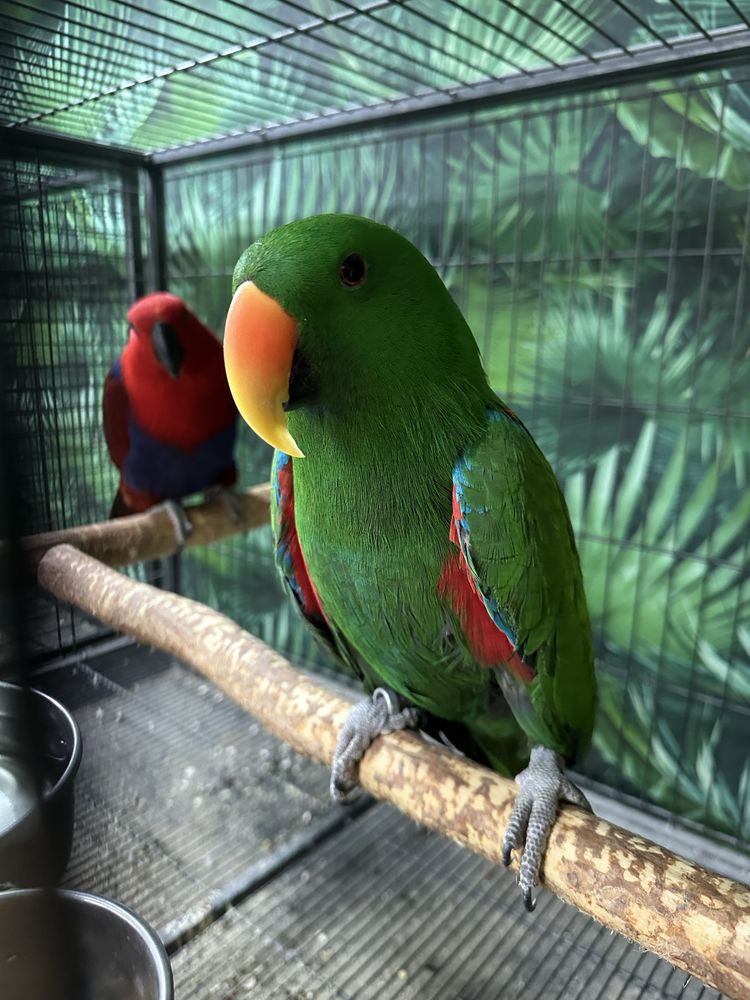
[502,745,592,912]
[205,485,244,525]
[153,499,192,549]
[331,688,422,801]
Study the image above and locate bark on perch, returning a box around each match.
[22,484,271,570]
[37,543,750,1000]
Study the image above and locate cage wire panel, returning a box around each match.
[3,0,750,156]
[2,0,750,859]
[0,152,176,657]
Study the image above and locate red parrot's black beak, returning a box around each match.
[151,321,184,379]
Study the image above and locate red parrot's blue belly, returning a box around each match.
[106,358,237,508]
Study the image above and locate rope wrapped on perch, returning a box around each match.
[29,513,750,1000]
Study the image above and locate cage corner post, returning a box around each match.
[143,160,167,295]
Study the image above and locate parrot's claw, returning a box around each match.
[330,688,422,801]
[205,485,244,525]
[502,745,592,912]
[153,499,192,550]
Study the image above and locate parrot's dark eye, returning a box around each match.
[339,253,367,288]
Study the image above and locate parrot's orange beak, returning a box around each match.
[223,281,304,458]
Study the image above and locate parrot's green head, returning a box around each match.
[224,213,487,458]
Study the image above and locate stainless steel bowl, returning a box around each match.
[0,888,174,999]
[0,681,82,885]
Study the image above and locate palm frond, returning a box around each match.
[590,649,750,839]
[617,70,750,191]
[567,420,750,674]
[527,285,750,479]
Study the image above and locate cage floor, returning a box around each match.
[35,645,727,1000]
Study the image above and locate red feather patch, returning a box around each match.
[276,456,327,623]
[440,492,535,683]
[102,369,130,470]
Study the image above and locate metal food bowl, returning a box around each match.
[0,888,174,1000]
[0,681,82,886]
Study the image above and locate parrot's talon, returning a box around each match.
[205,485,244,525]
[372,686,394,714]
[153,500,192,549]
[502,745,591,909]
[330,689,422,802]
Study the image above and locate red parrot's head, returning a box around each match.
[126,292,217,379]
[120,292,236,448]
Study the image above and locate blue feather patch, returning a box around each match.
[272,451,305,606]
[452,408,518,649]
[123,418,236,499]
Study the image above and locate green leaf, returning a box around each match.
[642,432,687,546]
[612,420,656,538]
[585,445,618,537]
[672,459,721,551]
[696,641,750,702]
[617,79,750,190]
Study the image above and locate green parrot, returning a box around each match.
[223,214,596,908]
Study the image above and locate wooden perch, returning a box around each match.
[37,542,750,1000]
[22,484,271,570]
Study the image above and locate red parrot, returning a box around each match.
[103,292,238,527]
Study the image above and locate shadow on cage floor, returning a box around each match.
[34,645,727,1000]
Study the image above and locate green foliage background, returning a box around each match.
[4,1,749,844]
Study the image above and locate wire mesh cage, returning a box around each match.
[2,1,750,997]
[4,0,750,156]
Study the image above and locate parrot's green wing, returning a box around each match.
[270,449,386,693]
[451,403,596,760]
